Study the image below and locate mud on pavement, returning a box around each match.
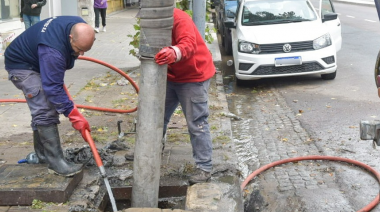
[225,80,379,212]
[0,63,244,211]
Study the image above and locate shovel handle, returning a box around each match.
[84,130,104,168]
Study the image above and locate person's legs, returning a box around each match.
[125,81,179,161]
[175,80,213,173]
[30,15,40,26]
[37,124,83,176]
[94,7,100,32]
[7,69,60,129]
[163,81,180,135]
[100,8,107,30]
[22,14,32,29]
[7,69,81,176]
[33,130,46,163]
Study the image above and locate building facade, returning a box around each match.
[0,0,126,53]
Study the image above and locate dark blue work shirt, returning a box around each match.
[4,16,86,116]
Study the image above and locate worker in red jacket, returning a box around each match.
[155,8,216,184]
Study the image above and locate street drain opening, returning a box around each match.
[99,186,188,211]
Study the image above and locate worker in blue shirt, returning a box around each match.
[4,16,95,177]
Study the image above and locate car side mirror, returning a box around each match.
[226,10,236,19]
[213,0,221,6]
[374,50,380,93]
[224,20,236,29]
[322,13,338,22]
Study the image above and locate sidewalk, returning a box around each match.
[0,1,372,211]
[0,6,242,212]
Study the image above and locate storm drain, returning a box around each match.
[99,185,188,211]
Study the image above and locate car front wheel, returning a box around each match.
[321,70,337,80]
[236,77,246,86]
[224,31,232,55]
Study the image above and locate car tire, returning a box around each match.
[224,31,232,55]
[236,77,245,86]
[221,23,225,47]
[321,70,337,80]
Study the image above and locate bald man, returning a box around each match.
[4,16,95,177]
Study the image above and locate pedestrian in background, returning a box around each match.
[154,8,216,184]
[94,0,108,33]
[20,0,47,30]
[4,16,95,177]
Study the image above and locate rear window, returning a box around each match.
[242,0,317,25]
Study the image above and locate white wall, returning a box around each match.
[0,0,94,38]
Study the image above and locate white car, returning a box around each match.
[225,0,342,84]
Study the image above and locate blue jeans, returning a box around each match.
[164,79,213,172]
[7,69,60,130]
[23,14,40,29]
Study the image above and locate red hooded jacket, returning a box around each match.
[168,8,216,83]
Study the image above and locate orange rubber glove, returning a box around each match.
[154,47,177,65]
[68,107,91,140]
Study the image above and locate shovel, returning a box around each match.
[84,130,118,212]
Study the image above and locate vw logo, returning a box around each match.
[283,44,292,53]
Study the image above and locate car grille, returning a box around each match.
[260,41,314,54]
[248,62,324,75]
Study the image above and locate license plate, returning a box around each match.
[275,56,302,67]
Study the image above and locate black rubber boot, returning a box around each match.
[33,130,46,164]
[37,124,83,177]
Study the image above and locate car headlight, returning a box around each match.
[313,34,332,50]
[238,40,261,54]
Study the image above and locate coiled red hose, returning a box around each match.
[241,155,380,212]
[0,56,139,113]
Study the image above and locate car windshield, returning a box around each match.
[241,0,317,26]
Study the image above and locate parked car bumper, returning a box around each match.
[234,46,338,80]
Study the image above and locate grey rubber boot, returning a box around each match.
[189,168,211,185]
[37,124,83,177]
[33,130,46,164]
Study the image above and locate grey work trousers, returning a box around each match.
[164,79,213,172]
[7,69,60,130]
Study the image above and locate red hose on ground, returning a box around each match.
[241,155,380,212]
[0,56,139,113]
[83,129,103,167]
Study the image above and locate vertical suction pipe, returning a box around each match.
[131,0,174,207]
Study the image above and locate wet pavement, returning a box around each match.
[0,5,242,212]
[220,1,380,211]
[1,1,379,212]
[225,84,366,211]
